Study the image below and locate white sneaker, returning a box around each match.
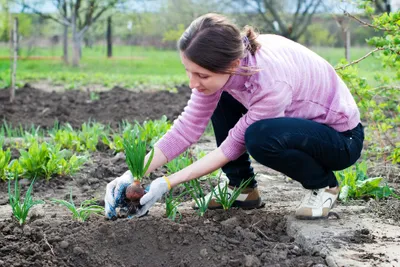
[295,186,339,219]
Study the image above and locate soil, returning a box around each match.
[0,85,327,267]
[0,84,399,266]
[0,83,191,129]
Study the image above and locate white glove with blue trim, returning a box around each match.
[104,171,133,219]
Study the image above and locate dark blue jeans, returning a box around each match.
[211,92,364,189]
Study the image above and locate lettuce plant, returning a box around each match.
[335,161,396,202]
[0,148,11,181]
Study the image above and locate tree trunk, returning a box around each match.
[107,16,112,58]
[63,24,69,64]
[10,17,18,103]
[71,13,80,67]
[345,30,351,62]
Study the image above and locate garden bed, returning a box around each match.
[0,85,326,266]
[0,84,399,266]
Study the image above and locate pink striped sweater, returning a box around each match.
[155,34,361,161]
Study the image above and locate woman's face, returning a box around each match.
[180,51,231,95]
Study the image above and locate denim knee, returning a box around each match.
[245,121,263,156]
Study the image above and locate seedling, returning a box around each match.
[123,130,154,213]
[184,178,213,216]
[51,192,104,222]
[211,175,255,211]
[165,150,193,174]
[165,187,187,222]
[8,176,44,225]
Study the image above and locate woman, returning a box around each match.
[105,13,364,220]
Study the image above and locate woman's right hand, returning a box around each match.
[104,170,134,219]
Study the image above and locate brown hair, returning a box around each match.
[177,13,261,75]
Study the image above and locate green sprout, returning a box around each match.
[51,192,104,222]
[8,176,44,225]
[211,176,255,211]
[183,178,213,216]
[165,187,187,222]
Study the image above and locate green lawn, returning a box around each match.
[0,45,391,90]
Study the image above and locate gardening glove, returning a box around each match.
[135,176,171,217]
[104,170,134,219]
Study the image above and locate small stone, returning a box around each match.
[60,241,69,249]
[22,225,32,236]
[221,217,239,227]
[73,246,84,255]
[245,254,261,267]
[13,227,22,235]
[199,248,208,257]
[325,256,338,267]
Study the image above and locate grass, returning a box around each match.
[0,45,187,90]
[0,45,394,90]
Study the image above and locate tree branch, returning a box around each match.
[335,47,384,70]
[343,10,395,32]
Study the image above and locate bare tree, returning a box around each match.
[232,0,323,41]
[11,0,124,66]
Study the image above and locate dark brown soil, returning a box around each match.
[0,209,327,267]
[0,84,191,129]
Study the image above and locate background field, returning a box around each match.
[0,45,390,90]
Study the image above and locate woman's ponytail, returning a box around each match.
[242,25,261,55]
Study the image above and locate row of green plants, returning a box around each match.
[1,116,172,153]
[8,176,104,225]
[0,141,87,181]
[6,122,400,226]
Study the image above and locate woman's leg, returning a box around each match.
[245,117,364,218]
[211,92,256,187]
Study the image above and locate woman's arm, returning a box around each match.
[167,147,230,187]
[144,146,168,175]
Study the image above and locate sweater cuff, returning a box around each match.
[219,138,246,161]
[155,134,189,162]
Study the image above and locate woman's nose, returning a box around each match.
[189,75,200,89]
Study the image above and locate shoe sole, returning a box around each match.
[295,201,338,220]
[194,199,265,210]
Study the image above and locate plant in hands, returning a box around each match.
[123,130,154,208]
[183,178,213,216]
[8,176,44,225]
[52,192,104,222]
[212,176,255,211]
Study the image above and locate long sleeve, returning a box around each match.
[155,89,223,161]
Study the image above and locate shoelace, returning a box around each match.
[305,189,320,206]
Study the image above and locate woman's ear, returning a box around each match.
[229,59,241,71]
